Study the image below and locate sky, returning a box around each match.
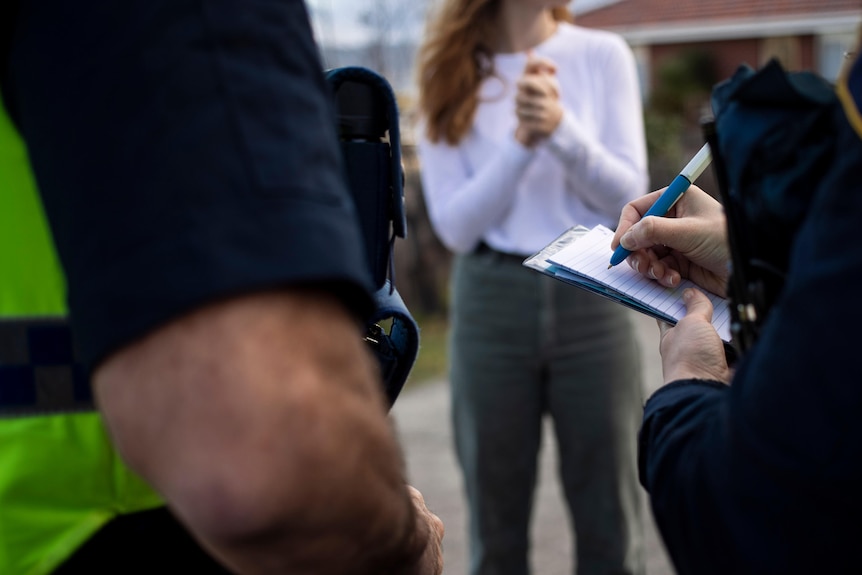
[306,0,388,47]
[305,0,616,48]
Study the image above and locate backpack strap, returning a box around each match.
[325,66,418,407]
[708,59,841,355]
[326,66,406,243]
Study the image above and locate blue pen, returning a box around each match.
[608,143,712,268]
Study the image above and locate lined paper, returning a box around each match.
[546,225,731,342]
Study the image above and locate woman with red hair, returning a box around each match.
[415,1,648,573]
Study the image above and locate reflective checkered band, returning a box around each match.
[0,319,95,417]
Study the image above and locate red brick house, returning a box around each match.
[576,0,861,96]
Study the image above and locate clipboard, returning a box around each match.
[523,225,732,342]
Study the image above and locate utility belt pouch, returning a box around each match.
[326,66,418,407]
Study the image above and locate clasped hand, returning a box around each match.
[515,53,563,147]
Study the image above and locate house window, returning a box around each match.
[632,45,650,103]
[818,32,858,82]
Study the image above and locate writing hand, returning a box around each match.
[611,185,730,298]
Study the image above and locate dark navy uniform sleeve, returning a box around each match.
[638,105,862,574]
[639,380,742,575]
[3,0,374,369]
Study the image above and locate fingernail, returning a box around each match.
[683,288,694,301]
[648,266,657,279]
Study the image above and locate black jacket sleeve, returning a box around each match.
[638,108,862,574]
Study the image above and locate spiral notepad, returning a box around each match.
[527,224,731,342]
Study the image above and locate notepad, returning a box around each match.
[525,225,731,342]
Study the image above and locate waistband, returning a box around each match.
[0,318,94,417]
[474,242,529,265]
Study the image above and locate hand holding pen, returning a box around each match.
[609,143,713,267]
[609,150,731,298]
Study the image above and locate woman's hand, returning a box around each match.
[515,53,562,148]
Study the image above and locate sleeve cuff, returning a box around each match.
[502,135,537,165]
[638,378,728,489]
[545,111,587,162]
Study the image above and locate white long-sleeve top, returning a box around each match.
[416,22,648,255]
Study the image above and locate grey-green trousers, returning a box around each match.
[449,250,645,575]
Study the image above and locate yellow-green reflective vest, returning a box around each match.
[0,98,162,575]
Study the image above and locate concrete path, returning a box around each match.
[390,311,676,575]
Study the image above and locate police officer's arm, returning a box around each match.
[638,155,862,573]
[92,288,443,575]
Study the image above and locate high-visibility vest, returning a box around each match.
[0,98,162,575]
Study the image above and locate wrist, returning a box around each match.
[546,111,586,161]
[514,126,537,149]
[663,364,730,386]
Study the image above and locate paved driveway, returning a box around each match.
[391,310,676,575]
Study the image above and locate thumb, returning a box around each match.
[620,215,685,252]
[682,288,713,323]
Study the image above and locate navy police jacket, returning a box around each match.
[639,54,862,574]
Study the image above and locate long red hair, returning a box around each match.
[415,0,573,145]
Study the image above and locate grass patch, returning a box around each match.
[404,313,450,390]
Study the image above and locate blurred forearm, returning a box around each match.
[93,289,432,574]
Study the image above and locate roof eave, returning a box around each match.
[602,11,862,46]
